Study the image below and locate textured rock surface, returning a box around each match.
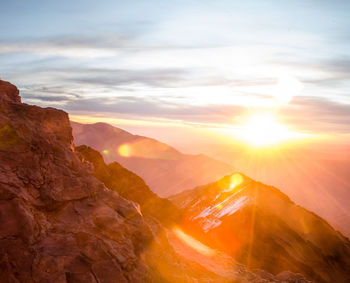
[75,145,181,225]
[0,80,156,282]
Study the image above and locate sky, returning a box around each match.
[1,0,350,151]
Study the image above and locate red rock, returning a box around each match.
[0,80,152,282]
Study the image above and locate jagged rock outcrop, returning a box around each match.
[0,80,155,282]
[171,173,350,283]
[75,145,181,225]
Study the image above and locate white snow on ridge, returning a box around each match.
[201,218,222,232]
[191,199,202,208]
[216,196,248,218]
[193,192,249,232]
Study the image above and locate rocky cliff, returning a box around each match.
[75,145,181,225]
[0,80,158,282]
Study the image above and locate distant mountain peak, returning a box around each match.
[71,121,235,197]
[172,173,350,283]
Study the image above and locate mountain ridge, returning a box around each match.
[171,172,350,283]
[75,144,182,225]
[71,121,235,197]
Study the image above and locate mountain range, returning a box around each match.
[71,121,234,197]
[71,121,350,239]
[206,143,350,237]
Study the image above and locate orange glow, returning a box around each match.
[173,227,216,256]
[235,113,307,147]
[220,173,244,193]
[229,173,244,191]
[117,144,131,157]
[216,203,223,210]
[102,149,109,155]
[116,139,179,160]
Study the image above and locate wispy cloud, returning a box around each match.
[0,34,130,58]
[283,97,350,133]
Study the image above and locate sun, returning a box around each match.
[237,113,301,147]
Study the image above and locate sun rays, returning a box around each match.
[231,113,308,147]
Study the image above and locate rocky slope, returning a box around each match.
[0,79,154,282]
[71,121,234,197]
[171,173,350,283]
[74,145,312,282]
[75,145,181,225]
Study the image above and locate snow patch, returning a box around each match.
[193,192,249,232]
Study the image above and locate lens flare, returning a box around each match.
[117,144,131,157]
[229,173,244,191]
[173,227,216,256]
[116,139,178,160]
[216,203,223,210]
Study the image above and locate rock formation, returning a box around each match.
[0,79,156,282]
[75,145,181,225]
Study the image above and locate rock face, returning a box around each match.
[171,173,350,283]
[0,80,155,282]
[71,121,234,197]
[75,145,181,225]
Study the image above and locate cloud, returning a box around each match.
[0,34,132,58]
[1,30,350,136]
[63,93,350,135]
[66,68,191,88]
[282,96,350,133]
